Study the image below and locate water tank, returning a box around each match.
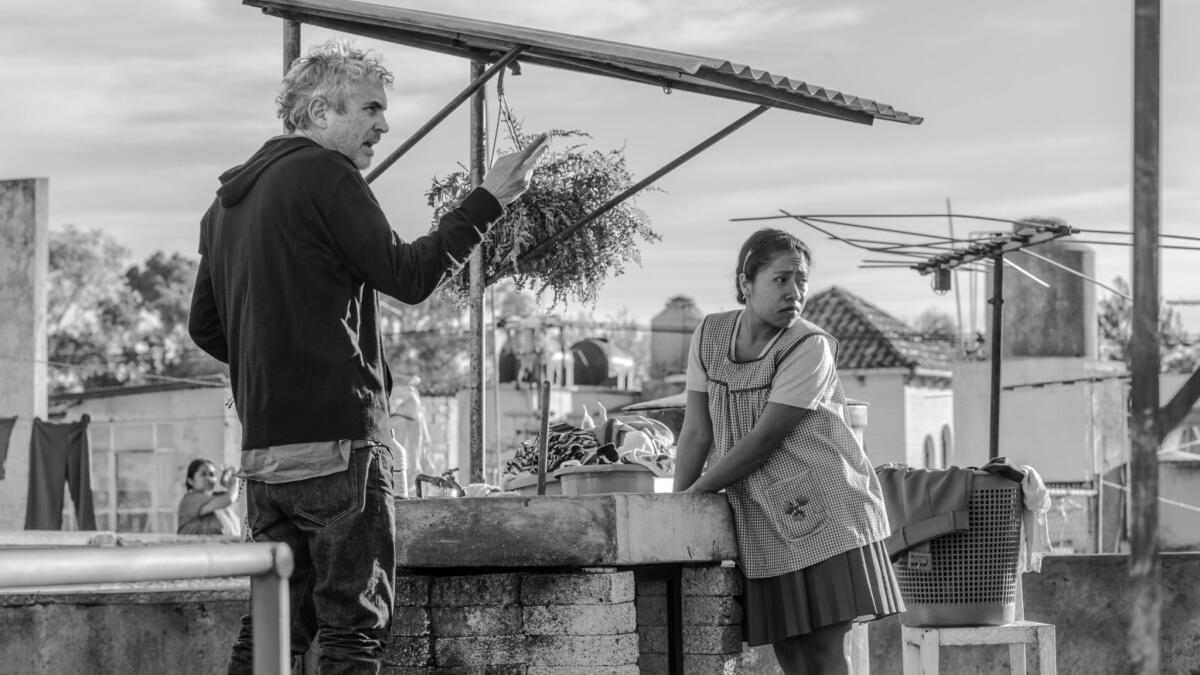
[650,296,703,378]
[988,221,1097,358]
[570,338,633,387]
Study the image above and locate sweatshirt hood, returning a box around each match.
[216,135,319,207]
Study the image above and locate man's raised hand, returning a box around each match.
[480,133,550,206]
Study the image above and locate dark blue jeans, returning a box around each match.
[229,446,396,675]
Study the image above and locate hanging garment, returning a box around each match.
[0,416,16,480]
[25,415,97,531]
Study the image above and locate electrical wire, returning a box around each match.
[1017,249,1131,300]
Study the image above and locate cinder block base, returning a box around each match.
[435,635,525,666]
[392,605,431,637]
[523,602,636,635]
[382,635,433,668]
[431,574,521,607]
[432,605,522,637]
[527,666,639,675]
[683,565,743,596]
[521,570,634,605]
[526,634,639,666]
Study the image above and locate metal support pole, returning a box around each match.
[366,46,524,184]
[537,379,551,496]
[283,21,301,134]
[252,558,293,675]
[988,253,1004,460]
[283,20,300,74]
[1129,0,1162,672]
[468,59,487,483]
[490,104,770,284]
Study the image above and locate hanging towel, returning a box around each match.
[25,415,97,531]
[0,416,16,480]
[1018,464,1053,573]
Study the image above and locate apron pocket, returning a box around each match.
[757,474,826,541]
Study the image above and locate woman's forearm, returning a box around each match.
[672,430,711,492]
[687,432,776,493]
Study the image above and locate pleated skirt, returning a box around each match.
[743,539,905,646]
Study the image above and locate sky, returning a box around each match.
[3,0,1199,333]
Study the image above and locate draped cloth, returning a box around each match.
[25,415,97,531]
[0,416,15,480]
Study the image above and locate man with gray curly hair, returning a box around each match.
[189,38,547,673]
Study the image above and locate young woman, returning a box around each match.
[177,459,242,536]
[673,228,902,674]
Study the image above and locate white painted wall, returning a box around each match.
[953,357,1127,482]
[905,385,955,468]
[840,370,909,467]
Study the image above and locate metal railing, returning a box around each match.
[0,542,293,675]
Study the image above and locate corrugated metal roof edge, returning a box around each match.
[246,0,923,125]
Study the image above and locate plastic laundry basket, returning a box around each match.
[894,470,1023,627]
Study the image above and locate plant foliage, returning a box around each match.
[426,126,660,308]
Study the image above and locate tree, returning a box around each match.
[1098,276,1198,374]
[46,225,225,393]
[912,306,958,340]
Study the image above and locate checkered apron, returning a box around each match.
[698,310,890,578]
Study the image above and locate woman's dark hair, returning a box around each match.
[734,228,812,304]
[185,459,215,490]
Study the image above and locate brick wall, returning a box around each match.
[380,565,744,674]
[635,565,744,675]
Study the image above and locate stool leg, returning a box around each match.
[919,630,940,675]
[1037,625,1057,675]
[1009,643,1027,675]
[902,628,920,675]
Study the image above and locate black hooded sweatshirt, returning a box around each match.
[189,136,501,450]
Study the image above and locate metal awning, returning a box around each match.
[245,0,922,126]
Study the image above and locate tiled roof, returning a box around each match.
[803,286,954,372]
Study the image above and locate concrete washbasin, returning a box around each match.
[393,492,738,568]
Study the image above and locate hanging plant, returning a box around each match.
[426,122,660,308]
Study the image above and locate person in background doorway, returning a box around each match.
[188,37,547,674]
[673,228,903,675]
[177,459,242,536]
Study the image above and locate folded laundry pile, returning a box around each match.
[500,403,676,490]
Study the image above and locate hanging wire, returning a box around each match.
[1003,257,1050,288]
[1075,227,1200,244]
[1017,248,1132,300]
[1064,239,1200,251]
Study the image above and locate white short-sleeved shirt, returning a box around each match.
[685,313,836,410]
